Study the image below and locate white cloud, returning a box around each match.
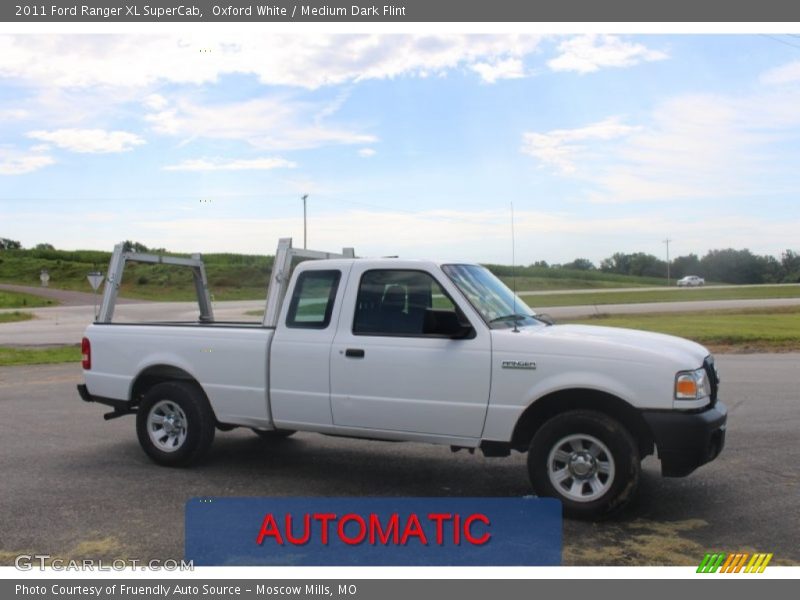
[470,58,526,83]
[145,96,376,150]
[0,34,542,90]
[46,208,786,264]
[143,93,169,110]
[522,85,800,204]
[26,129,145,153]
[521,117,638,173]
[761,60,800,85]
[0,147,54,175]
[592,90,800,203]
[548,35,668,74]
[163,157,297,171]
[7,204,799,264]
[0,108,29,120]
[357,148,377,158]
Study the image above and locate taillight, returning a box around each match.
[81,337,91,370]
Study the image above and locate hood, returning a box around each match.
[492,323,709,369]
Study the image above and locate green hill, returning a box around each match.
[0,248,272,301]
[0,246,666,301]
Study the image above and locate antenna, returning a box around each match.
[511,202,520,333]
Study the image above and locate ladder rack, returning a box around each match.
[95,238,355,326]
[97,243,214,323]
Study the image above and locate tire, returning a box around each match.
[527,410,640,520]
[136,381,216,467]
[251,428,296,440]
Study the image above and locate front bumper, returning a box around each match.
[641,401,727,477]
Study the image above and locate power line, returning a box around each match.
[760,34,800,51]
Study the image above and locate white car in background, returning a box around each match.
[677,275,705,287]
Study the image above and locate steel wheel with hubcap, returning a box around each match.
[528,410,640,519]
[136,381,216,467]
[547,434,615,503]
[147,400,188,452]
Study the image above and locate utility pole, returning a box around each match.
[663,238,672,286]
[301,194,308,249]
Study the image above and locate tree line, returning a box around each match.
[2,237,799,284]
[557,248,800,284]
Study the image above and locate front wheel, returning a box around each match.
[527,410,640,519]
[136,381,216,467]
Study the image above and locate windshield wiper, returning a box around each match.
[489,313,531,324]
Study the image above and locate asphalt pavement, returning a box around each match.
[0,355,797,566]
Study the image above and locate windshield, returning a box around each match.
[441,264,541,328]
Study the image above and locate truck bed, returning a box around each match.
[83,323,274,428]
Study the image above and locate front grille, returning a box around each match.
[704,356,719,407]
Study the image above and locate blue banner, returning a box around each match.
[185,497,561,566]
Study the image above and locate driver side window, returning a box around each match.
[352,269,459,336]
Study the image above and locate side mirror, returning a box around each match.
[423,309,474,339]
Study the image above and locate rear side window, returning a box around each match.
[286,270,341,329]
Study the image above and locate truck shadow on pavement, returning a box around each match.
[49,428,798,567]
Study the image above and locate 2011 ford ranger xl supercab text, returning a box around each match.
[78,239,727,519]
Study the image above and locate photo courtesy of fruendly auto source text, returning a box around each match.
[0,0,798,595]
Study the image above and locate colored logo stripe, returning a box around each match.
[744,553,773,573]
[697,552,773,573]
[697,553,726,573]
[720,553,749,573]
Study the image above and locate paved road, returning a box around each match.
[0,283,144,307]
[3,296,800,346]
[0,355,797,566]
[533,297,800,319]
[0,300,264,345]
[519,283,800,296]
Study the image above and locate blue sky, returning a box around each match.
[1,33,800,264]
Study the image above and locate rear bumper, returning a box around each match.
[641,401,727,477]
[78,384,135,419]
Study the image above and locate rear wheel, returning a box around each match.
[136,381,216,467]
[527,410,640,519]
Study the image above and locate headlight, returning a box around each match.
[675,368,711,400]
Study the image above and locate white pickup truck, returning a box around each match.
[78,239,726,518]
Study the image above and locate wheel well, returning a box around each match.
[130,365,198,405]
[510,388,655,457]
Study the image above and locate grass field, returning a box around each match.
[488,263,668,288]
[0,311,34,324]
[0,345,81,366]
[0,290,54,309]
[0,246,679,300]
[117,285,267,302]
[566,306,800,352]
[0,247,272,302]
[496,275,664,291]
[527,285,800,308]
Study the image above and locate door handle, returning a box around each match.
[345,348,365,358]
